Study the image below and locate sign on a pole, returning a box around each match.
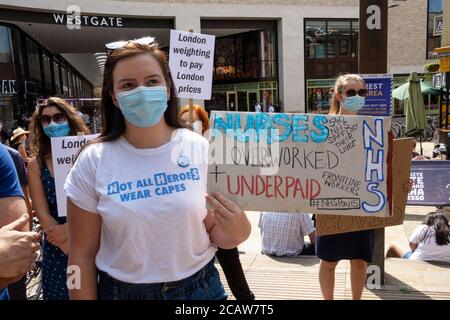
[358,74,393,117]
[207,111,393,217]
[169,30,215,100]
[51,134,99,217]
[408,160,450,206]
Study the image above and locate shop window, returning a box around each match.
[0,26,12,63]
[427,0,443,59]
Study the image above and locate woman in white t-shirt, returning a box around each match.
[64,37,251,300]
[387,212,450,263]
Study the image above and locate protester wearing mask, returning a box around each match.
[65,37,251,300]
[316,74,413,300]
[27,98,90,300]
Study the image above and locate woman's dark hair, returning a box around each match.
[29,97,90,159]
[419,212,450,246]
[95,40,184,144]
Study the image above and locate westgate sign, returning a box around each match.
[52,13,124,28]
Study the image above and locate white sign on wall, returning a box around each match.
[51,134,99,217]
[169,30,215,100]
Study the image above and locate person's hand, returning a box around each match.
[205,192,251,243]
[0,214,40,279]
[58,241,68,255]
[403,179,413,193]
[46,223,68,247]
[413,155,428,161]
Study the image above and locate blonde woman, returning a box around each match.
[317,74,412,300]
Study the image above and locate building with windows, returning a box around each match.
[0,22,94,129]
[0,0,444,128]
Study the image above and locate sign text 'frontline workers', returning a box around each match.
[207,111,392,217]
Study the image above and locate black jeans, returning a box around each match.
[216,247,255,300]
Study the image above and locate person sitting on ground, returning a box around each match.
[259,212,316,257]
[386,212,450,264]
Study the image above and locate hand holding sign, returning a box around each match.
[206,192,251,245]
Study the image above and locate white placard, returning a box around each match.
[51,134,99,217]
[207,111,392,217]
[169,30,215,100]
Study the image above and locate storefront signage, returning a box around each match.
[0,80,16,95]
[52,13,124,28]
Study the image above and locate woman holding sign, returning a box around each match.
[65,37,251,300]
[317,74,412,300]
[28,97,90,300]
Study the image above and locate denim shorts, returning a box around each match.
[97,258,227,300]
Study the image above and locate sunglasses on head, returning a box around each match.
[39,113,67,126]
[105,36,155,55]
[343,89,367,97]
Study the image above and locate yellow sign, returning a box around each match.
[435,46,450,73]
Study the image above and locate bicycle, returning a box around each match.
[25,216,43,300]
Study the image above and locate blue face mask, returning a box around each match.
[341,95,365,113]
[117,86,168,128]
[43,121,70,138]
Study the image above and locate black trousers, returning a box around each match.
[215,247,255,300]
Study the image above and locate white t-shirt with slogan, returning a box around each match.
[64,128,216,283]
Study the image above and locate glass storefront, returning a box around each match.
[205,29,278,112]
[427,0,443,59]
[305,19,359,113]
[0,23,93,129]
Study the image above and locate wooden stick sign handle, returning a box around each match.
[188,29,194,126]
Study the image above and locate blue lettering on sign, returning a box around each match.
[362,118,386,213]
[213,112,330,145]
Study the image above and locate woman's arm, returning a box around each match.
[18,144,31,163]
[27,158,60,231]
[67,198,101,300]
[204,192,251,249]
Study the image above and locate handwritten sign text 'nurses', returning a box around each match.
[51,134,99,217]
[169,30,215,100]
[207,111,392,217]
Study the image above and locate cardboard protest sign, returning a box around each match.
[408,160,450,206]
[169,30,215,100]
[207,111,392,217]
[51,134,99,217]
[316,138,413,235]
[359,74,393,117]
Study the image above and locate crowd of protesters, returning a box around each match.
[0,36,448,302]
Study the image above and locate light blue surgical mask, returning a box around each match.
[117,86,168,128]
[341,95,365,113]
[43,121,70,138]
